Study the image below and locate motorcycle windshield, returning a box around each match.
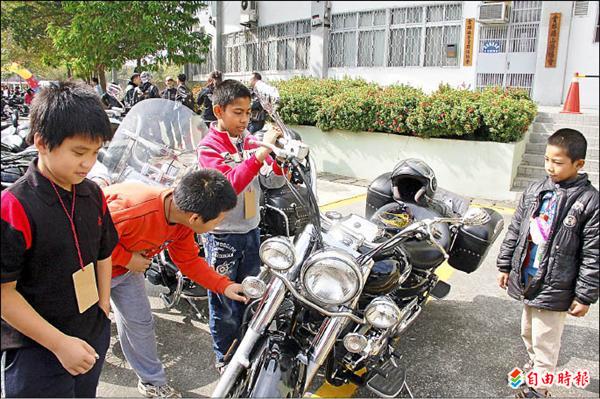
[102,98,207,187]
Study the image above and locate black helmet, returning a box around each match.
[390,158,437,206]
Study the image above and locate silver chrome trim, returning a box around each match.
[270,270,366,324]
[211,225,315,398]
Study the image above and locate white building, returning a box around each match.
[187,1,600,109]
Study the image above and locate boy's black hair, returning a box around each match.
[212,79,252,108]
[178,73,187,83]
[548,128,587,162]
[251,72,262,81]
[173,169,237,222]
[27,81,113,150]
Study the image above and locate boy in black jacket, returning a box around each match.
[497,128,599,398]
[1,81,118,397]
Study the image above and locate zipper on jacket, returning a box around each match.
[518,192,541,289]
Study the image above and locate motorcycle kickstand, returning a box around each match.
[402,381,414,399]
[184,296,208,322]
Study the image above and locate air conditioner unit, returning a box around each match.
[240,1,258,28]
[478,2,509,24]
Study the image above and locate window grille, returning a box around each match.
[329,3,462,68]
[222,19,311,73]
[574,1,589,17]
[476,73,534,97]
[479,1,542,54]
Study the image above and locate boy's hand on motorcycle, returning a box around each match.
[497,272,509,289]
[263,125,283,145]
[127,252,151,273]
[568,300,589,317]
[224,283,248,303]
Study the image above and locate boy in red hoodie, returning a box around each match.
[197,79,286,372]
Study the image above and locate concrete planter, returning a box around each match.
[291,125,530,201]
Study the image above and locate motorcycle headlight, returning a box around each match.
[301,250,362,306]
[241,276,267,299]
[365,296,402,329]
[259,237,295,271]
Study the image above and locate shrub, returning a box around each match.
[315,84,380,131]
[274,78,537,143]
[406,84,481,138]
[477,87,537,142]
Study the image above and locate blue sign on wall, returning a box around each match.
[482,41,502,53]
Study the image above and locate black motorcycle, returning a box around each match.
[211,85,505,398]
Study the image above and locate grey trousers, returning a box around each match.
[111,271,167,386]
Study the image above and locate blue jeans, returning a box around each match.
[203,228,261,363]
[1,315,110,398]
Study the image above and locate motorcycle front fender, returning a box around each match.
[249,336,305,398]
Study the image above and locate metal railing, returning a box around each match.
[222,19,311,73]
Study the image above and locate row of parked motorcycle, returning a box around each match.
[0,82,504,398]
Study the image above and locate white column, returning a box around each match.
[532,1,574,106]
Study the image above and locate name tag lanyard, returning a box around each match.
[48,181,85,270]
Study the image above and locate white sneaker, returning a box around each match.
[137,381,182,398]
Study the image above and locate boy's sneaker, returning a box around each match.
[137,381,182,398]
[522,359,534,373]
[515,386,551,398]
[215,361,228,375]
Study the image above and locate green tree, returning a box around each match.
[2,1,211,89]
[0,1,70,76]
[48,1,211,89]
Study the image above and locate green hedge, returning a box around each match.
[274,78,537,143]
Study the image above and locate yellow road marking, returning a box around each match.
[319,194,367,212]
[471,202,516,215]
[310,369,367,398]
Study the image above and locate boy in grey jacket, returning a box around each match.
[497,128,599,398]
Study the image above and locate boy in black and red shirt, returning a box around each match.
[1,81,118,397]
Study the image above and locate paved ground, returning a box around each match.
[97,176,599,398]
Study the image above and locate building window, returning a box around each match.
[574,1,589,17]
[594,6,600,43]
[329,3,463,68]
[222,19,310,73]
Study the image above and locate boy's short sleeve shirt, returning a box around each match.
[1,160,119,349]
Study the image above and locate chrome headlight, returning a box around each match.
[365,296,402,329]
[241,276,267,299]
[259,237,295,271]
[301,250,362,306]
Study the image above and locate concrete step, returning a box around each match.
[535,112,599,125]
[529,130,599,146]
[512,174,599,191]
[531,123,599,137]
[521,154,600,172]
[517,164,599,181]
[525,143,600,160]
